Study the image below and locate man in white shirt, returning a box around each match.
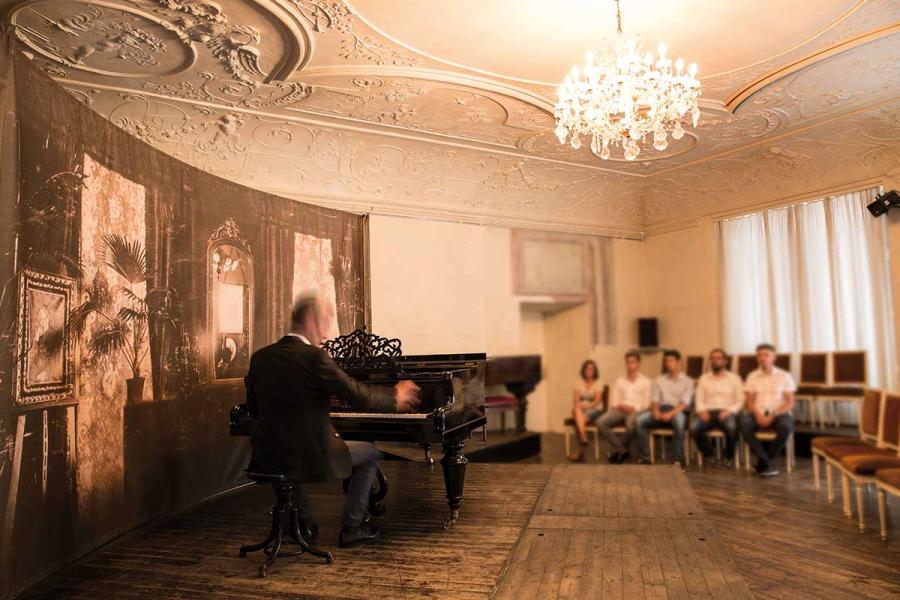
[691,348,744,465]
[636,350,693,466]
[740,343,796,477]
[595,352,652,464]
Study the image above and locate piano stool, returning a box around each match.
[485,395,520,435]
[239,472,333,577]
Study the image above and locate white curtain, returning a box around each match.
[720,187,897,389]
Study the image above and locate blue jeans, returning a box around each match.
[691,410,738,458]
[740,412,793,472]
[636,408,686,461]
[295,440,381,529]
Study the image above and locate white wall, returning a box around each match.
[368,215,520,355]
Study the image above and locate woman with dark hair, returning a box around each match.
[568,359,603,462]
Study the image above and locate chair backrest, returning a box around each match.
[685,356,704,379]
[774,353,792,374]
[832,351,866,386]
[799,352,828,385]
[735,354,756,381]
[860,388,882,442]
[878,392,900,452]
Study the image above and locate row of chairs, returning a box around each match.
[811,389,900,538]
[677,350,867,428]
[563,385,796,472]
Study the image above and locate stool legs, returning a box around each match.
[877,488,888,541]
[240,482,334,577]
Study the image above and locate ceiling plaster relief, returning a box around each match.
[7,0,900,237]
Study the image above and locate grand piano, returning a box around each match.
[231,328,485,529]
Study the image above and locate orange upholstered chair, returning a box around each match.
[827,392,900,531]
[812,388,881,492]
[817,351,867,428]
[875,468,900,540]
[796,352,829,426]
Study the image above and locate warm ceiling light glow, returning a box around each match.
[554,0,701,161]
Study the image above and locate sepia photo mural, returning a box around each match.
[0,35,368,599]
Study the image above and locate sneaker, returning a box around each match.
[338,524,382,548]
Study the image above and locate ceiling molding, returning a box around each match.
[259,185,646,239]
[725,24,900,112]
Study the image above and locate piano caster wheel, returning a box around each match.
[258,565,268,578]
[442,510,459,530]
[425,455,435,466]
[325,553,335,564]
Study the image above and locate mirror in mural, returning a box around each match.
[208,219,252,382]
[15,270,76,407]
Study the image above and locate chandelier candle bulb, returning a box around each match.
[554,0,701,161]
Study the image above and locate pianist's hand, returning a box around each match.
[394,380,421,413]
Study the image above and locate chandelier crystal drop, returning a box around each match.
[554,0,701,161]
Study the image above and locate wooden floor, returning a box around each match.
[21,433,900,599]
[495,465,752,599]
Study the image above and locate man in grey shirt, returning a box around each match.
[636,349,694,466]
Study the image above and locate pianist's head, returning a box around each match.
[290,292,334,346]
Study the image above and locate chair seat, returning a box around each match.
[650,427,675,434]
[485,395,518,408]
[875,468,900,489]
[247,471,291,484]
[825,444,893,460]
[811,436,869,451]
[840,454,900,476]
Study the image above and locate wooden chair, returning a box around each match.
[734,354,756,381]
[796,352,829,427]
[742,430,796,473]
[827,392,900,531]
[813,388,881,492]
[692,430,741,470]
[774,353,792,373]
[875,468,900,540]
[648,427,691,466]
[685,355,704,380]
[818,351,867,428]
[563,385,609,461]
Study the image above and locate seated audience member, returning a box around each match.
[568,359,604,462]
[636,350,693,466]
[740,343,796,477]
[691,348,744,465]
[596,352,652,464]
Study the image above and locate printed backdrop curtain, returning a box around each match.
[719,188,897,389]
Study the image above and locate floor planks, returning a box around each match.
[495,465,753,600]
[21,432,900,599]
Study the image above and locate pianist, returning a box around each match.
[246,294,421,548]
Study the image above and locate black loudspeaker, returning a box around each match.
[638,318,659,348]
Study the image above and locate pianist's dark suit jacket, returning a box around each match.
[246,335,395,483]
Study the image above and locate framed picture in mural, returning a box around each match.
[208,219,253,383]
[15,269,76,408]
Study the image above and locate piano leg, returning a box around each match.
[440,437,468,530]
[422,443,434,465]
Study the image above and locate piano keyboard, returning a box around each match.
[330,411,429,420]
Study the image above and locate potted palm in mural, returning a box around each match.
[70,234,151,404]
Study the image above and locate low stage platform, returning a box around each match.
[24,463,752,599]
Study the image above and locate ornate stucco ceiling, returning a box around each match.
[4,0,900,237]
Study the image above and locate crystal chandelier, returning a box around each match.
[554,0,701,161]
